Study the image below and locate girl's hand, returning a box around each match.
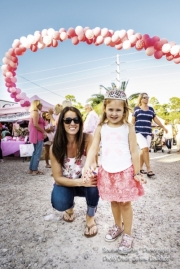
[134,174,147,185]
[81,175,97,187]
[83,166,97,183]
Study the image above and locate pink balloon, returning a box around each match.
[14,98,21,102]
[7,88,11,93]
[53,31,60,40]
[59,28,66,33]
[20,100,25,105]
[146,46,155,56]
[6,71,12,78]
[15,48,22,56]
[151,36,160,45]
[169,41,176,47]
[115,43,123,50]
[154,51,163,59]
[8,48,16,56]
[67,28,76,38]
[78,33,86,41]
[174,57,180,64]
[96,36,104,44]
[161,38,168,45]
[135,33,142,40]
[10,93,17,98]
[135,39,145,50]
[16,88,21,94]
[145,38,153,48]
[19,45,26,53]
[142,34,150,41]
[154,41,163,51]
[72,36,79,45]
[11,77,17,83]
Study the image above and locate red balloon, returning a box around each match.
[15,48,22,55]
[72,36,79,45]
[154,51,163,59]
[52,39,58,47]
[30,44,38,52]
[19,45,26,53]
[154,41,162,51]
[86,39,93,45]
[14,98,21,102]
[8,48,16,56]
[5,77,11,83]
[10,93,17,98]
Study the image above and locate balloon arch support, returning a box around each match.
[2,26,180,108]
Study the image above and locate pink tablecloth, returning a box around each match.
[1,141,26,157]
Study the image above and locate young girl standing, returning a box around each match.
[83,88,146,254]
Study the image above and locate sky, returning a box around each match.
[0,0,180,107]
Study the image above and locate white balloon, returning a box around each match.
[20,36,28,48]
[12,39,20,48]
[41,29,48,37]
[127,29,135,38]
[85,29,94,39]
[27,34,36,44]
[1,65,8,71]
[162,43,171,53]
[48,28,55,37]
[38,42,45,49]
[96,36,104,44]
[104,37,112,45]
[43,36,52,45]
[60,32,68,40]
[129,35,137,44]
[170,45,180,55]
[112,33,119,43]
[109,29,114,35]
[34,31,41,36]
[118,30,127,39]
[75,26,84,35]
[6,71,12,78]
[101,28,108,37]
[123,40,131,50]
[2,57,9,64]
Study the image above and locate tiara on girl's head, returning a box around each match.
[104,88,127,100]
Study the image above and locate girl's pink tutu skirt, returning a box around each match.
[97,165,144,202]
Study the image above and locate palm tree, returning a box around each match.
[86,93,104,107]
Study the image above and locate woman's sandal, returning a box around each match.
[31,171,44,176]
[63,211,74,222]
[140,169,147,174]
[147,171,155,177]
[84,223,98,238]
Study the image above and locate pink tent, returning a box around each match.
[0,95,54,115]
[0,95,54,121]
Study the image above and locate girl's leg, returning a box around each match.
[119,201,133,235]
[111,201,123,229]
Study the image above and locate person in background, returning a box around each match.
[131,93,168,178]
[163,119,173,154]
[48,104,63,129]
[50,106,99,237]
[62,100,72,109]
[174,119,180,153]
[28,100,47,176]
[83,104,99,135]
[0,122,4,163]
[42,111,55,168]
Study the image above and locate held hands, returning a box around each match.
[82,166,98,187]
[134,173,147,185]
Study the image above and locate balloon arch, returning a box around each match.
[1,26,180,108]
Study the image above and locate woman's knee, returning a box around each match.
[119,201,131,210]
[142,147,149,153]
[51,185,74,211]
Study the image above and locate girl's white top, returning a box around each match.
[101,123,132,173]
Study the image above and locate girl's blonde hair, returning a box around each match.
[136,92,148,107]
[54,104,63,115]
[99,99,130,125]
[29,100,42,112]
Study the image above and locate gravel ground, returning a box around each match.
[0,147,180,269]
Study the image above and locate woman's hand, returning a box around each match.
[81,174,97,187]
[43,132,47,138]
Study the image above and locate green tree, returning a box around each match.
[86,94,104,107]
[65,94,76,103]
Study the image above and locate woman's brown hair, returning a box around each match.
[52,106,85,167]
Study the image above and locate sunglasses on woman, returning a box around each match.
[63,117,80,124]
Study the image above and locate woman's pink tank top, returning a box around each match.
[29,113,45,144]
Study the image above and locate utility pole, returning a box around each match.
[116,54,120,89]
